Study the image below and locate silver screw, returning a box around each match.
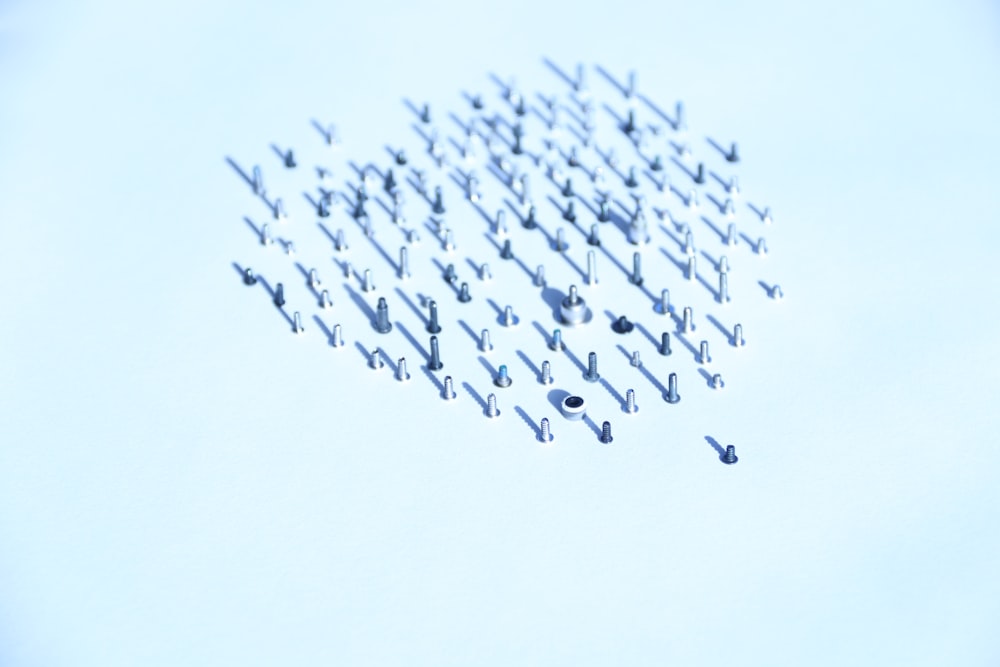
[494,210,507,236]
[684,231,695,256]
[659,332,672,356]
[586,250,598,285]
[655,289,671,315]
[375,297,392,334]
[772,284,784,300]
[494,364,512,388]
[687,255,697,281]
[733,323,745,347]
[334,229,347,251]
[726,223,737,246]
[273,197,287,221]
[320,290,332,309]
[442,375,456,400]
[539,417,553,443]
[480,263,492,281]
[629,252,643,285]
[540,360,553,385]
[719,273,730,304]
[549,328,564,351]
[331,324,344,348]
[719,255,730,273]
[584,351,600,382]
[399,247,410,279]
[682,306,695,333]
[309,268,321,289]
[362,269,375,292]
[625,388,638,414]
[631,351,641,368]
[534,264,546,287]
[486,393,500,418]
[503,305,519,327]
[396,357,410,381]
[442,229,456,252]
[712,373,724,389]
[666,372,681,403]
[480,329,493,352]
[369,348,383,370]
[556,228,568,251]
[260,223,272,246]
[757,237,768,255]
[699,340,711,364]
[251,165,264,195]
[292,311,304,334]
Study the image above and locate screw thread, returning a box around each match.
[600,421,613,443]
[626,389,637,413]
[540,418,552,442]
[541,360,552,384]
[443,375,455,399]
[486,393,498,417]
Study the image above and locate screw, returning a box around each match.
[600,421,614,444]
[427,300,442,333]
[292,311,304,334]
[399,247,411,280]
[562,177,574,198]
[549,328,564,351]
[694,162,705,184]
[331,324,344,348]
[523,205,538,229]
[375,297,392,334]
[420,103,431,123]
[666,373,681,403]
[480,329,493,352]
[650,154,663,171]
[396,357,410,381]
[724,199,736,218]
[458,282,472,303]
[534,264,546,287]
[584,352,600,382]
[757,237,768,255]
[733,323,745,347]
[442,375,456,400]
[624,109,636,133]
[273,197,287,221]
[631,351,641,368]
[442,229,456,252]
[443,264,457,283]
[687,255,697,281]
[712,373,724,389]
[659,332,672,356]
[726,223,737,247]
[655,289,671,315]
[562,201,576,223]
[719,256,730,273]
[597,199,611,222]
[494,364,512,388]
[761,207,773,224]
[362,269,375,293]
[273,283,285,307]
[555,228,568,252]
[494,210,507,236]
[586,250,598,285]
[334,229,347,251]
[624,166,638,187]
[540,360,553,385]
[684,231,695,256]
[251,165,264,195]
[432,186,445,214]
[722,445,739,464]
[243,268,257,285]
[428,335,444,370]
[539,417,553,443]
[612,315,634,334]
[699,340,711,364]
[369,348,383,370]
[486,393,500,418]
[772,284,784,300]
[503,305,519,327]
[719,273,730,304]
[726,142,739,163]
[587,224,601,246]
[682,307,695,333]
[500,239,514,260]
[625,388,638,414]
[687,189,699,210]
[260,223,272,246]
[319,290,332,309]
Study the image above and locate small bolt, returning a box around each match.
[442,229,456,252]
[486,393,500,418]
[458,282,472,303]
[523,205,538,229]
[480,329,493,352]
[612,315,634,334]
[722,444,738,464]
[584,351,600,382]
[699,340,711,364]
[659,332,672,356]
[243,268,257,285]
[539,417,553,443]
[396,357,411,381]
[600,421,614,444]
[428,335,443,370]
[687,189,699,210]
[494,364,512,388]
[494,209,507,236]
[317,197,329,217]
[331,324,344,348]
[761,207,773,224]
[625,388,638,414]
[540,360,553,385]
[723,199,736,218]
[427,300,442,334]
[375,297,392,334]
[650,154,663,171]
[369,348,383,370]
[711,373,724,389]
[273,283,285,307]
[726,223,737,247]
[629,252,643,286]
[733,323,745,347]
[549,328,564,351]
[442,375,456,400]
[630,351,641,368]
[666,373,681,403]
[292,311,304,334]
[719,256,730,273]
[503,305,519,327]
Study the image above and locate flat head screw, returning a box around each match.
[500,239,514,260]
[585,250,598,285]
[659,332,673,356]
[292,311,304,334]
[458,282,472,303]
[494,364,512,388]
[369,348,383,370]
[319,290,332,309]
[587,224,601,246]
[718,273,730,304]
[398,247,411,280]
[486,393,500,418]
[722,444,738,464]
[540,360,553,385]
[682,306,695,333]
[362,269,376,293]
[334,229,347,251]
[625,166,639,188]
[273,283,286,307]
[584,351,600,382]
[396,357,411,381]
[612,315,634,334]
[375,297,392,334]
[443,264,457,284]
[273,197,287,221]
[625,388,638,414]
[597,199,611,222]
[600,421,614,444]
[251,165,264,195]
[687,255,697,281]
[757,237,768,255]
[694,162,705,184]
[428,335,444,370]
[711,373,724,389]
[426,300,442,334]
[432,186,445,214]
[562,201,577,223]
[503,306,519,327]
[549,328,565,351]
[699,340,712,364]
[534,265,546,287]
[480,329,493,352]
[243,268,257,285]
[684,231,695,256]
[726,142,739,163]
[726,223,737,247]
[733,323,745,347]
[555,228,568,252]
[420,103,431,123]
[629,252,643,286]
[331,324,344,348]
[442,375,457,400]
[523,205,538,229]
[655,289,671,315]
[260,223,272,246]
[666,372,681,403]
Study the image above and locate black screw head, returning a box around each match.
[611,315,634,334]
[243,268,257,285]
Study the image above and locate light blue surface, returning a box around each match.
[1,1,999,665]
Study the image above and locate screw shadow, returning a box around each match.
[461,381,488,413]
[704,435,727,460]
[513,405,542,440]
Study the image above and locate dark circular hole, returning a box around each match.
[564,396,584,408]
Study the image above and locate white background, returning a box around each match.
[1,1,999,664]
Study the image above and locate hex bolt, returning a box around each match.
[428,335,443,370]
[584,351,600,382]
[375,297,392,334]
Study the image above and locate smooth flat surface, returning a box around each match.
[1,1,999,665]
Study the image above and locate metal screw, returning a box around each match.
[480,329,493,352]
[399,247,410,279]
[442,375,456,400]
[331,324,344,348]
[699,340,711,364]
[319,290,332,309]
[494,364,512,388]
[273,283,285,307]
[273,197,287,221]
[443,264,457,283]
[260,223,272,246]
[660,332,673,356]
[597,199,611,222]
[584,352,600,382]
[629,252,643,285]
[432,186,445,214]
[722,445,739,464]
[480,263,492,281]
[772,284,784,300]
[428,335,443,370]
[375,297,392,334]
[243,268,257,285]
[251,165,264,195]
[555,228,568,252]
[712,373,724,389]
[719,273,730,304]
[719,256,730,273]
[458,282,472,302]
[687,255,697,281]
[334,229,347,251]
[396,357,410,381]
[587,224,601,246]
[682,307,695,333]
[757,237,768,255]
[666,372,681,403]
[625,388,638,414]
[292,311,304,334]
[733,323,745,347]
[600,421,613,444]
[586,250,598,285]
[427,300,442,334]
[684,231,694,256]
[726,223,737,246]
[534,265,546,287]
[539,417,553,443]
[549,328,564,351]
[655,289,671,315]
[694,162,705,184]
[630,351,641,368]
[369,348,383,370]
[362,269,375,292]
[540,360,553,385]
[486,393,500,418]
[612,315,634,334]
[726,142,739,163]
[499,239,513,259]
